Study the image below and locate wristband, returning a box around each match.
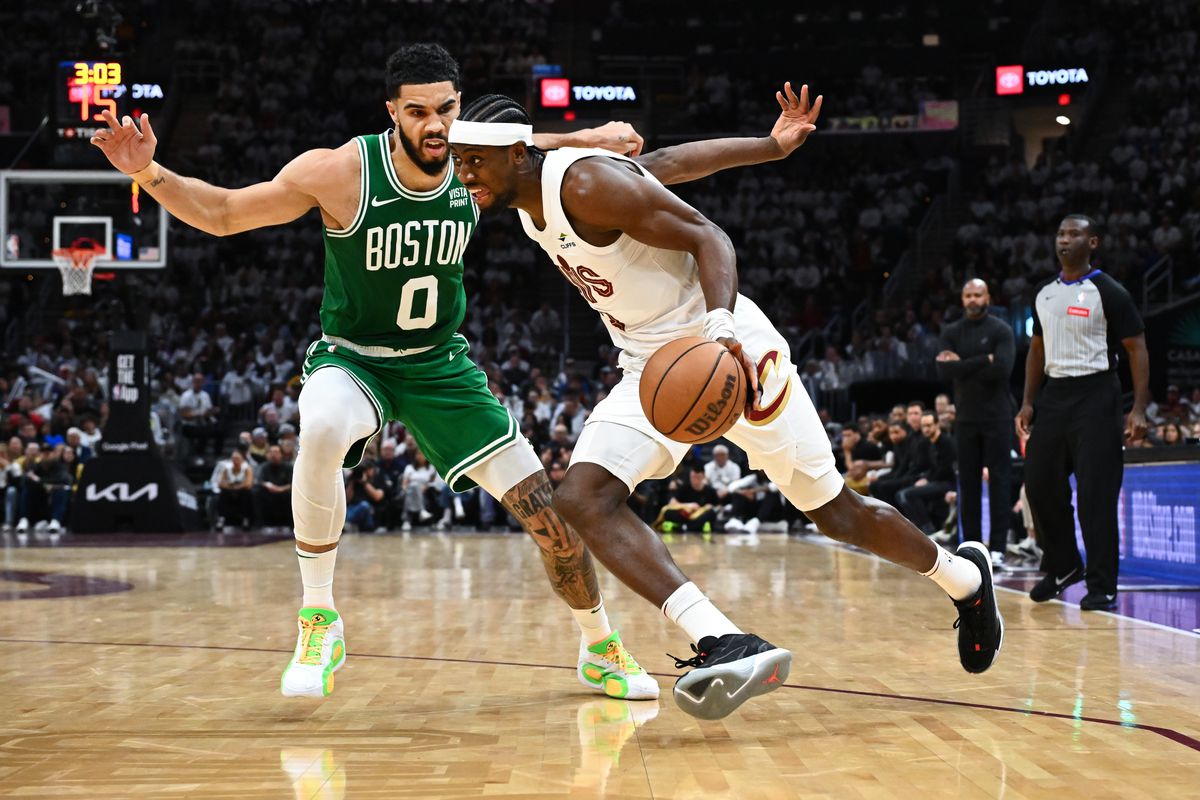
[702,308,736,341]
[125,160,161,185]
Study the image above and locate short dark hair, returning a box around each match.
[385,43,460,98]
[459,93,532,125]
[906,400,925,410]
[1062,213,1100,237]
[690,463,706,475]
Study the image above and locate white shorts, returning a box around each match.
[571,295,843,511]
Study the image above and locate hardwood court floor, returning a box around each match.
[2,531,1199,799]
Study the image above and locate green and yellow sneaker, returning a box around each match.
[280,607,346,698]
[577,630,659,700]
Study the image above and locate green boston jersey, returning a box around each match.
[320,130,478,350]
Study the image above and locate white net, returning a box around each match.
[51,241,105,296]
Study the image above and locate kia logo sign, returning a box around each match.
[996,65,1024,95]
[541,78,570,108]
[85,482,159,503]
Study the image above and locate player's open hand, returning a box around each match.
[90,110,157,175]
[718,337,760,417]
[587,121,644,156]
[771,82,823,156]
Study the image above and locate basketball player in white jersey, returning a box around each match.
[449,85,1004,720]
[90,43,659,703]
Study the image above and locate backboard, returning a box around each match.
[1,170,168,270]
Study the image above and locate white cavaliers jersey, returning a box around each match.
[518,148,708,369]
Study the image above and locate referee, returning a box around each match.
[1017,214,1149,610]
[936,279,1015,558]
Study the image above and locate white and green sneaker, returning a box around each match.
[577,630,659,700]
[280,607,346,698]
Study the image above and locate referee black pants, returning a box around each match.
[955,420,1014,553]
[1023,373,1125,595]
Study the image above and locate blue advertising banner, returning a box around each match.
[981,460,1199,584]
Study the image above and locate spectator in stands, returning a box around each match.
[905,401,925,433]
[401,450,439,530]
[896,413,958,537]
[1147,385,1192,425]
[346,460,386,533]
[869,422,929,506]
[703,444,742,501]
[657,464,720,533]
[1161,422,1186,447]
[551,393,588,442]
[838,426,883,495]
[9,442,42,532]
[43,446,80,532]
[247,427,271,464]
[221,358,259,426]
[259,386,299,426]
[179,373,223,457]
[255,444,293,529]
[65,427,93,464]
[215,449,255,530]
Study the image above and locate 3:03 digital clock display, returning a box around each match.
[55,59,166,141]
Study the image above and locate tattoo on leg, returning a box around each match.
[503,471,601,609]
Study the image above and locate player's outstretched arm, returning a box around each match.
[90,110,322,237]
[636,82,823,185]
[533,121,644,156]
[561,159,759,407]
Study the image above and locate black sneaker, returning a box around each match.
[1029,566,1083,602]
[953,541,1004,674]
[669,633,791,720]
[1079,591,1118,610]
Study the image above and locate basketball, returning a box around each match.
[639,336,747,443]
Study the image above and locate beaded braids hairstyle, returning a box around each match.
[457,93,532,125]
[457,93,546,159]
[384,43,461,98]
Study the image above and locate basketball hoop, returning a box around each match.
[51,237,106,296]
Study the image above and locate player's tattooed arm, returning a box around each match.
[502,471,602,610]
[637,81,823,185]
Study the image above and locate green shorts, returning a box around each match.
[301,333,519,490]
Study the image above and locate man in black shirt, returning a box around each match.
[255,445,294,528]
[659,465,721,532]
[936,279,1016,557]
[1017,215,1150,610]
[868,422,931,506]
[897,413,957,534]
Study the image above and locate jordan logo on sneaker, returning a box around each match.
[764,664,782,685]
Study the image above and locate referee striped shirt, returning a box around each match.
[1032,269,1144,378]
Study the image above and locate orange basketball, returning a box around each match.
[639,336,747,444]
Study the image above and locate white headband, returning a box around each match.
[448,120,534,146]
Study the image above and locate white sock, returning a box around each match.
[922,545,982,601]
[662,581,743,643]
[572,596,614,645]
[298,546,338,610]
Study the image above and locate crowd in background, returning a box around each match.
[2,0,1199,536]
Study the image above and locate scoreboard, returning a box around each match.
[55,60,167,141]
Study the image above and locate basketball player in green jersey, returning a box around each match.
[90,43,658,701]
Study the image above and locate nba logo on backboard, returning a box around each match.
[541,78,570,108]
[996,65,1024,95]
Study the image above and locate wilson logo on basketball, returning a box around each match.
[685,373,739,437]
